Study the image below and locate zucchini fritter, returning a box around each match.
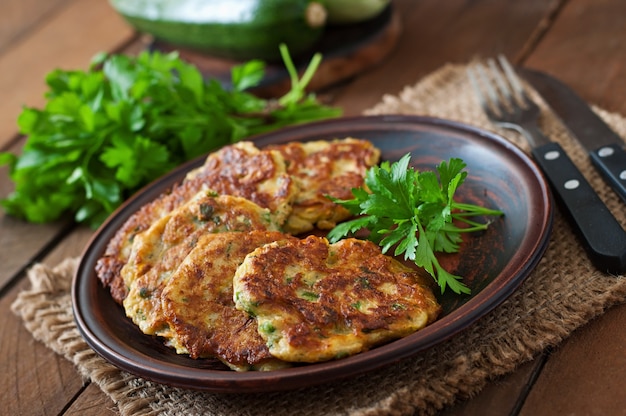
[233,236,441,363]
[122,191,281,339]
[162,231,297,371]
[184,141,296,225]
[266,138,380,234]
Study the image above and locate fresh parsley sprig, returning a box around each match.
[0,47,341,227]
[327,154,504,295]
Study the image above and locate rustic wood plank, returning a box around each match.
[334,0,562,116]
[0,0,70,54]
[0,227,94,416]
[64,384,118,416]
[0,0,134,149]
[0,213,69,291]
[525,0,626,113]
[440,359,544,415]
[519,304,626,416]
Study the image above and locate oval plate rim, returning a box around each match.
[72,114,553,393]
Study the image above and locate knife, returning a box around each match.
[529,137,626,274]
[521,68,626,204]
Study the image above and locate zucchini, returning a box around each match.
[109,0,328,61]
[323,0,390,24]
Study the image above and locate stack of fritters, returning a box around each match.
[95,138,441,371]
[162,230,297,371]
[120,192,282,342]
[96,141,298,303]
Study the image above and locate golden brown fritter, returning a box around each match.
[266,138,380,234]
[184,141,297,224]
[122,191,281,339]
[96,141,297,303]
[162,231,297,371]
[233,236,441,363]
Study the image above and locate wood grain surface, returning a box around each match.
[1,0,625,415]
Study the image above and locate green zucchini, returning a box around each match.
[109,0,328,61]
[323,0,390,24]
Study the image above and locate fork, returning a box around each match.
[468,55,626,274]
[467,56,548,148]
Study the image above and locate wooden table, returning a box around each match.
[1,1,625,414]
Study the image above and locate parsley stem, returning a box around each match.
[453,203,504,217]
[447,217,494,232]
[277,43,322,107]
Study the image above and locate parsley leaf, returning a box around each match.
[1,47,341,227]
[327,153,504,295]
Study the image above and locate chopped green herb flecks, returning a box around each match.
[198,203,214,221]
[392,303,406,311]
[260,322,276,334]
[357,277,371,288]
[299,291,320,302]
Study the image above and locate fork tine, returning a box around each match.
[496,54,537,110]
[468,63,504,117]
[497,55,525,99]
[487,58,516,107]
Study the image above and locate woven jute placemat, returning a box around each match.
[12,63,626,415]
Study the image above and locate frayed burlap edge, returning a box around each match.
[12,62,626,416]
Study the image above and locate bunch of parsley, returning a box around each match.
[327,154,503,295]
[0,46,340,227]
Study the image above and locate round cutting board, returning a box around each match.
[148,4,402,96]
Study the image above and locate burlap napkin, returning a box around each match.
[12,63,626,416]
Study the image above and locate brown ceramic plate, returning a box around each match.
[72,115,553,393]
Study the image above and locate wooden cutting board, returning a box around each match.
[148,5,402,97]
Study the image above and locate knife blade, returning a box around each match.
[521,68,626,203]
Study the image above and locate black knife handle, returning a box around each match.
[589,143,626,204]
[532,142,626,274]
